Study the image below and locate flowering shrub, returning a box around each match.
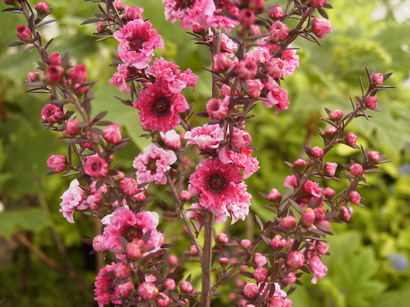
[3,0,394,306]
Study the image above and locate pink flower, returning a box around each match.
[365,96,378,109]
[114,19,164,69]
[303,180,323,197]
[302,208,315,227]
[179,190,193,201]
[138,282,158,300]
[266,57,286,79]
[236,58,258,79]
[283,272,297,285]
[35,1,49,13]
[65,119,80,135]
[134,83,189,133]
[349,191,361,204]
[312,18,333,39]
[243,282,259,298]
[85,156,109,178]
[346,132,358,147]
[103,124,122,144]
[238,9,255,27]
[41,104,63,123]
[294,159,307,167]
[218,147,260,179]
[323,187,336,198]
[309,253,328,284]
[44,65,64,84]
[231,128,252,150]
[213,53,232,72]
[349,163,364,176]
[164,278,176,290]
[160,129,181,149]
[48,52,62,65]
[92,235,106,253]
[163,0,215,30]
[69,64,87,84]
[265,87,290,114]
[284,175,298,188]
[372,73,384,84]
[126,241,143,260]
[269,4,285,19]
[133,144,177,184]
[283,48,300,76]
[116,281,134,298]
[287,251,305,270]
[270,234,287,249]
[241,239,252,249]
[279,216,297,229]
[268,188,281,201]
[314,207,325,221]
[325,162,338,176]
[269,21,289,42]
[124,6,144,21]
[27,72,40,82]
[246,79,264,98]
[16,25,32,42]
[206,98,229,120]
[188,158,251,222]
[329,109,343,120]
[254,252,267,267]
[317,242,330,255]
[119,177,140,196]
[47,155,66,173]
[254,267,268,282]
[110,64,132,94]
[156,293,171,306]
[185,124,224,150]
[217,232,229,244]
[308,0,328,8]
[341,205,353,221]
[369,151,381,162]
[180,281,194,293]
[310,146,324,158]
[147,57,198,94]
[59,179,85,223]
[113,262,130,279]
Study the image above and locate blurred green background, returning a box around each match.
[1,0,410,306]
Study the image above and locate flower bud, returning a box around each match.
[133,190,146,202]
[266,57,285,79]
[180,281,193,293]
[236,58,258,79]
[349,191,361,204]
[323,187,336,198]
[190,245,198,255]
[268,188,281,201]
[238,9,255,27]
[241,239,252,249]
[35,1,49,13]
[47,155,66,173]
[217,233,229,244]
[92,235,106,252]
[341,205,353,221]
[44,65,64,84]
[65,119,80,135]
[325,162,338,176]
[365,96,378,109]
[329,109,343,120]
[349,163,364,176]
[269,4,285,19]
[213,53,232,72]
[270,234,287,249]
[41,104,63,123]
[346,132,358,147]
[308,0,328,8]
[243,282,259,298]
[312,18,333,39]
[96,22,107,33]
[280,215,297,229]
[48,52,62,65]
[164,278,176,290]
[69,64,87,84]
[85,156,109,178]
[284,175,298,188]
[293,159,307,167]
[114,262,130,278]
[231,128,252,150]
[269,21,289,42]
[206,98,228,120]
[372,73,384,84]
[253,267,268,282]
[249,0,265,11]
[369,151,381,162]
[120,177,139,196]
[283,272,297,285]
[302,208,315,227]
[246,79,263,98]
[310,146,324,158]
[117,281,134,298]
[219,257,230,265]
[126,242,142,259]
[124,6,143,20]
[103,124,122,144]
[16,25,32,42]
[28,72,40,82]
[138,282,158,300]
[156,292,171,307]
[287,251,305,270]
[314,207,325,221]
[254,253,267,267]
[160,129,181,149]
[114,0,124,10]
[317,242,330,255]
[324,126,337,134]
[179,190,192,201]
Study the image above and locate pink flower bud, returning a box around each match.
[65,119,80,135]
[266,57,285,79]
[180,281,193,293]
[236,58,258,79]
[206,98,228,120]
[231,128,252,150]
[283,272,297,285]
[284,175,298,188]
[124,6,143,20]
[190,245,198,255]
[41,104,63,123]
[160,129,181,149]
[16,25,32,42]
[269,21,289,42]
[126,242,142,259]
[325,162,338,176]
[217,233,229,244]
[371,73,384,84]
[243,282,259,298]
[103,124,122,144]
[268,188,281,201]
[280,216,297,229]
[47,155,66,173]
[114,0,124,10]
[308,0,328,8]
[246,79,263,98]
[219,257,230,265]
[241,239,252,249]
[238,9,255,27]
[120,177,139,196]
[270,234,287,249]
[85,156,109,178]
[369,151,381,162]
[44,65,64,84]
[349,191,361,204]
[346,132,358,147]
[213,53,232,72]
[69,64,87,84]
[254,252,267,267]
[114,262,130,278]
[269,4,285,19]
[164,278,176,290]
[168,255,178,266]
[156,292,171,307]
[96,22,107,33]
[341,205,353,221]
[287,251,305,270]
[317,242,330,255]
[329,109,343,120]
[253,267,268,282]
[4,0,14,5]
[138,282,158,300]
[48,52,62,65]
[294,159,307,167]
[28,72,40,82]
[323,187,336,198]
[302,208,315,227]
[35,1,49,13]
[92,235,106,252]
[179,190,192,202]
[310,146,324,158]
[324,126,337,134]
[365,96,378,109]
[312,18,333,39]
[314,207,325,221]
[349,163,364,176]
[249,0,265,11]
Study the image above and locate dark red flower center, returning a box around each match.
[206,173,227,194]
[152,97,171,117]
[91,161,101,171]
[107,278,116,294]
[129,37,145,52]
[122,226,143,242]
[176,0,194,10]
[147,158,158,173]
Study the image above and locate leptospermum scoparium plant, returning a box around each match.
[3,0,394,306]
